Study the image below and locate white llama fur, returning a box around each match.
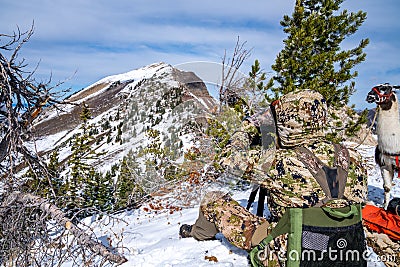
[373,92,400,208]
[376,94,400,154]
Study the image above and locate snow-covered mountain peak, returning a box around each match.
[94,62,170,85]
[67,62,173,104]
[31,62,217,178]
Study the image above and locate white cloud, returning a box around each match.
[0,0,399,108]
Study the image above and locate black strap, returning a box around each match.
[259,123,276,150]
[323,165,339,198]
[295,143,349,204]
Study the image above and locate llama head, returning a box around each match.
[366,83,397,109]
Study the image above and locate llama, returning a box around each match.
[366,83,400,208]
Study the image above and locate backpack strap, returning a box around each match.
[295,143,349,205]
[295,146,332,201]
[249,208,302,267]
[259,123,276,150]
[287,209,302,267]
[333,143,350,199]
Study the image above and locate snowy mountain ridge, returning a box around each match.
[31,62,217,174]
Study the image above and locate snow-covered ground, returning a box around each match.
[85,188,257,267]
[77,142,399,267]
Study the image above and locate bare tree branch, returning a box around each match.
[1,192,128,265]
[219,36,252,111]
[0,24,66,190]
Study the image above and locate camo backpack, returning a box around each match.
[250,90,368,216]
[249,90,368,267]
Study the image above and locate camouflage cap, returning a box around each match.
[272,90,327,148]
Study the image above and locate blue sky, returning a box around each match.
[1,0,399,109]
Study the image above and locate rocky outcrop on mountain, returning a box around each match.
[172,68,216,109]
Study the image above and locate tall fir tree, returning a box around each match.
[68,103,95,196]
[83,169,114,214]
[66,102,106,217]
[46,149,63,197]
[115,151,144,210]
[22,149,62,200]
[249,60,267,92]
[245,59,269,111]
[266,0,369,107]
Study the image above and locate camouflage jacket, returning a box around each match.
[256,141,367,220]
[220,90,368,221]
[219,108,276,179]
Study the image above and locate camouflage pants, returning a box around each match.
[190,191,287,266]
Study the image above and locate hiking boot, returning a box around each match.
[179,224,193,238]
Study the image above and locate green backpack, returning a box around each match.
[249,144,367,267]
[249,204,366,267]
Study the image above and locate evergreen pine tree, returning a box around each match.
[80,101,91,123]
[245,59,269,110]
[66,102,105,217]
[266,0,369,107]
[115,151,144,210]
[47,149,63,197]
[83,169,114,214]
[23,149,63,200]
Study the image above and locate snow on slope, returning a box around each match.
[78,142,397,267]
[97,63,168,87]
[72,62,169,104]
[83,188,252,267]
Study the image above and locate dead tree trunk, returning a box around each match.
[2,191,128,265]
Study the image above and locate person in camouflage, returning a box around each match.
[221,107,277,216]
[179,90,368,266]
[219,107,276,180]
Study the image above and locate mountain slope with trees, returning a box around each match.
[29,62,219,215]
